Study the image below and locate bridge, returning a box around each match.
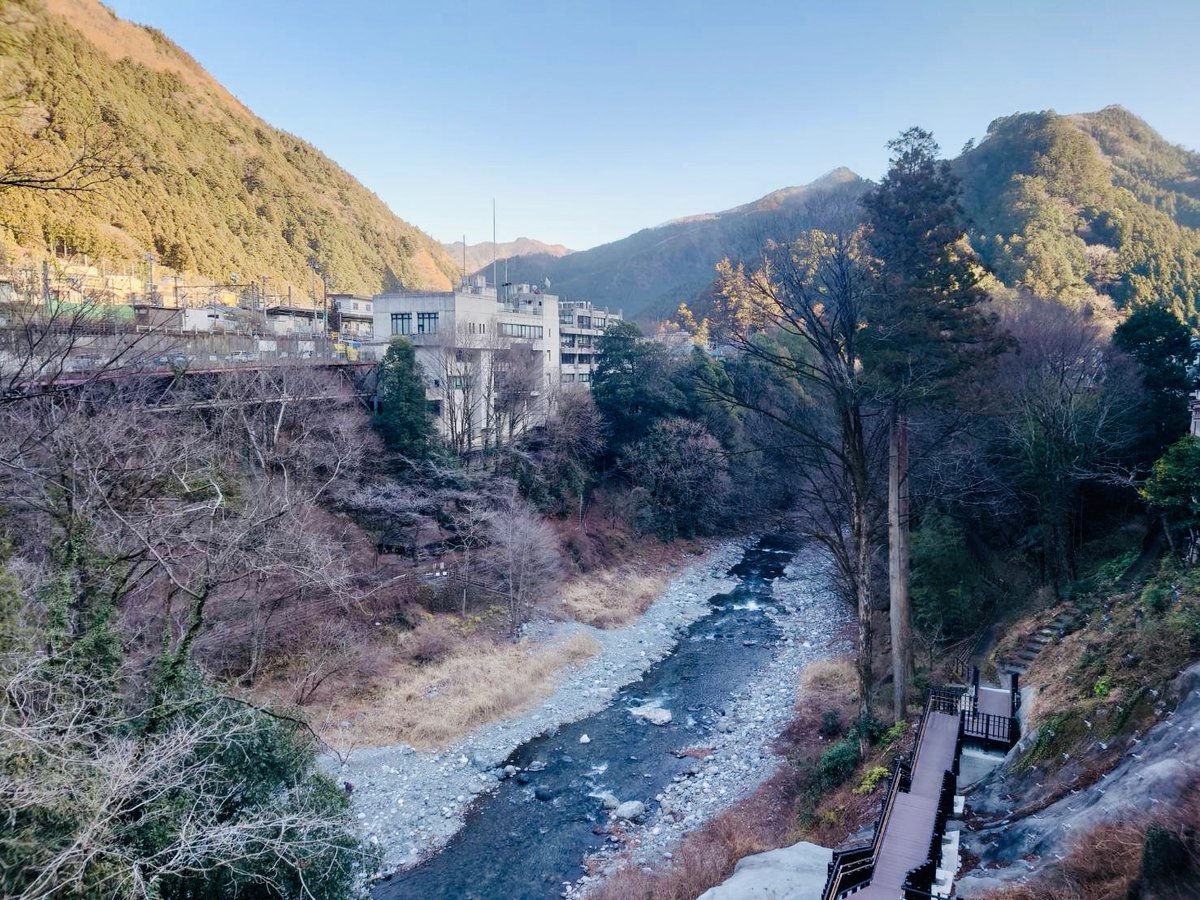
[822,675,1020,899]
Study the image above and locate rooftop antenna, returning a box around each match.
[492,199,498,297]
[462,233,467,287]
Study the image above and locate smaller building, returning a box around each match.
[559,300,621,388]
[265,304,327,336]
[331,294,374,340]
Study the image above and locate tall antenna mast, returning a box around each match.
[462,233,467,286]
[492,199,498,298]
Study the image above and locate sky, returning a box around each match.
[106,0,1200,251]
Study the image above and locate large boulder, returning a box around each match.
[631,705,673,726]
[613,800,646,820]
[697,841,830,900]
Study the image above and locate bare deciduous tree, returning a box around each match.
[486,487,563,636]
[711,225,889,722]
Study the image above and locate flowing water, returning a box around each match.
[376,532,801,899]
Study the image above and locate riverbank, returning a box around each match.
[322,538,750,874]
[570,544,853,896]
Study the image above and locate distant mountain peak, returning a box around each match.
[443,237,572,275]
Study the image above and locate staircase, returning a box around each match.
[996,603,1080,677]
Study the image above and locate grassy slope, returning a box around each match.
[0,0,458,295]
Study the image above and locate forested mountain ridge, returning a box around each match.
[475,168,867,320]
[955,106,1200,315]
[0,0,459,295]
[488,108,1199,323]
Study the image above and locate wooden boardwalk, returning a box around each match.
[822,680,1019,899]
[852,711,959,899]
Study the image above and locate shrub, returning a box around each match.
[1140,821,1192,887]
[818,708,843,739]
[817,738,861,791]
[399,622,455,666]
[879,720,909,748]
[1093,675,1112,699]
[853,765,890,796]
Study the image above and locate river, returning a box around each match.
[376,531,810,899]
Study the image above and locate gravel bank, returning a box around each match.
[569,544,853,896]
[322,539,749,874]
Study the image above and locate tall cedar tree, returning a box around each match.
[374,338,434,462]
[591,321,685,450]
[861,128,996,721]
[1113,304,1193,462]
[712,231,887,734]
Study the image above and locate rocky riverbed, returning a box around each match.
[322,539,749,874]
[567,544,853,896]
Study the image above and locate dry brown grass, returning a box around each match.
[799,657,857,696]
[978,780,1200,900]
[559,567,671,629]
[318,630,600,751]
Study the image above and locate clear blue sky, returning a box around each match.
[108,0,1200,251]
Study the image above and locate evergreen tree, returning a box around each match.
[1113,304,1194,460]
[591,321,685,449]
[861,127,998,720]
[374,338,434,462]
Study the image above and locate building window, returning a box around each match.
[578,316,591,328]
[391,312,411,335]
[499,322,544,339]
[578,372,590,383]
[561,373,576,383]
[562,353,576,364]
[450,375,468,389]
[417,312,438,334]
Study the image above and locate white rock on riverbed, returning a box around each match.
[696,841,830,900]
[614,800,646,821]
[630,705,672,726]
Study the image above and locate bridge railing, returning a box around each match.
[821,753,911,900]
[901,768,957,899]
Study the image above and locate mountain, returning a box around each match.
[442,238,571,276]
[489,109,1199,323]
[479,168,867,321]
[954,106,1200,316]
[0,0,458,296]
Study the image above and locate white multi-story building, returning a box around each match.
[558,300,621,388]
[369,277,560,452]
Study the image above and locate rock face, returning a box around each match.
[697,841,830,900]
[614,801,646,821]
[956,661,1200,896]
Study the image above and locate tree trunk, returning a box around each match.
[888,409,910,722]
[852,497,874,747]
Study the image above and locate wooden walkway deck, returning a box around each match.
[851,711,959,899]
[822,679,1019,899]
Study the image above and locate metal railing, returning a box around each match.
[821,754,911,899]
[822,688,973,900]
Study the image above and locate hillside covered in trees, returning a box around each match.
[956,106,1200,316]
[481,168,867,320]
[0,0,458,294]
[492,108,1200,323]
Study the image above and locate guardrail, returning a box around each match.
[821,753,911,899]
